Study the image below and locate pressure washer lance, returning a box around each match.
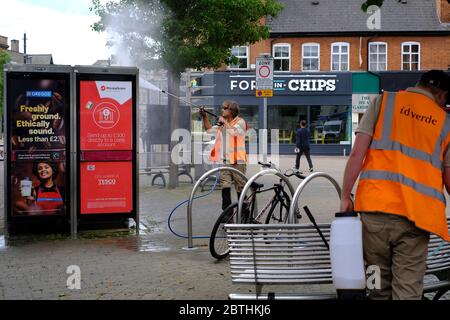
[160,89,222,125]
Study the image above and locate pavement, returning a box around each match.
[0,155,448,300]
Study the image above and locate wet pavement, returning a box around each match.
[0,156,449,300]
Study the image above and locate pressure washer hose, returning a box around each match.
[167,174,220,239]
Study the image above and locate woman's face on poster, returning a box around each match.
[37,163,53,181]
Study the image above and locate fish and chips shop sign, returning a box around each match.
[352,94,378,113]
[213,72,352,96]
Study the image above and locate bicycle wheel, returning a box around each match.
[265,199,290,224]
[209,203,238,259]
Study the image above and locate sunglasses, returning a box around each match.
[222,106,229,110]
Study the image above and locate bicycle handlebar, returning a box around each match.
[284,169,307,180]
[258,161,273,168]
[258,161,307,179]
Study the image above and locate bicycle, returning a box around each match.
[209,161,307,259]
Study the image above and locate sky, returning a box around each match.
[0,0,115,65]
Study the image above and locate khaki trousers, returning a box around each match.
[220,163,247,193]
[361,212,430,300]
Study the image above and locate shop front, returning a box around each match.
[195,71,353,155]
[351,72,380,147]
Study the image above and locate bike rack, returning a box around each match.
[237,169,296,223]
[186,166,248,249]
[287,172,342,223]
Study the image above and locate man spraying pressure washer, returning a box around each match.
[199,100,248,211]
[340,70,450,300]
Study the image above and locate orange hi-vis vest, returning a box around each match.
[209,116,247,164]
[355,91,450,241]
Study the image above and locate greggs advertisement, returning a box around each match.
[80,162,133,214]
[79,81,133,151]
[8,77,68,217]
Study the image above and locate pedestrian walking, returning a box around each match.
[340,70,450,300]
[294,120,313,173]
[199,100,248,210]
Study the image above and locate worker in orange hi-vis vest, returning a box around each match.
[340,70,450,300]
[199,100,248,212]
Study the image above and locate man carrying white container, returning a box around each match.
[340,70,450,299]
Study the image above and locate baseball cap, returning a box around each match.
[419,70,450,92]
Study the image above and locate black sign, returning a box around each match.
[205,72,352,96]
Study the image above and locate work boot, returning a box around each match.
[222,188,232,211]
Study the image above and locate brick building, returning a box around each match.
[195,0,450,155]
[231,0,450,72]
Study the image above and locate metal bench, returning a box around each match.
[139,149,193,187]
[139,165,194,187]
[225,218,450,300]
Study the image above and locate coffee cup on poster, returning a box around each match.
[20,177,32,197]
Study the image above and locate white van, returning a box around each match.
[323,120,343,143]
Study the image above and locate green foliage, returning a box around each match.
[0,50,11,117]
[90,0,283,74]
[361,0,384,13]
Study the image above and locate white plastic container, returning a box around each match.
[330,212,366,292]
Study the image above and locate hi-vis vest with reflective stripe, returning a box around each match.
[355,91,450,241]
[210,116,247,164]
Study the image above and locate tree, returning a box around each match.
[91,0,283,187]
[361,0,383,12]
[0,49,11,132]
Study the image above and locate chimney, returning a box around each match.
[437,0,450,23]
[10,39,19,52]
[0,35,8,50]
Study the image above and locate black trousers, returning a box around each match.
[295,148,313,170]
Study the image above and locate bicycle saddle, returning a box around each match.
[251,182,264,190]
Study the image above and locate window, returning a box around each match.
[331,42,349,71]
[309,105,350,144]
[368,42,387,71]
[267,105,350,145]
[302,43,320,71]
[229,46,249,69]
[239,105,259,131]
[268,106,307,144]
[273,44,291,71]
[402,42,420,71]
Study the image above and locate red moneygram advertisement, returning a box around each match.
[80,161,133,214]
[79,81,133,151]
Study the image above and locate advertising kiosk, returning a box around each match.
[4,64,72,235]
[74,66,139,234]
[4,65,139,236]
